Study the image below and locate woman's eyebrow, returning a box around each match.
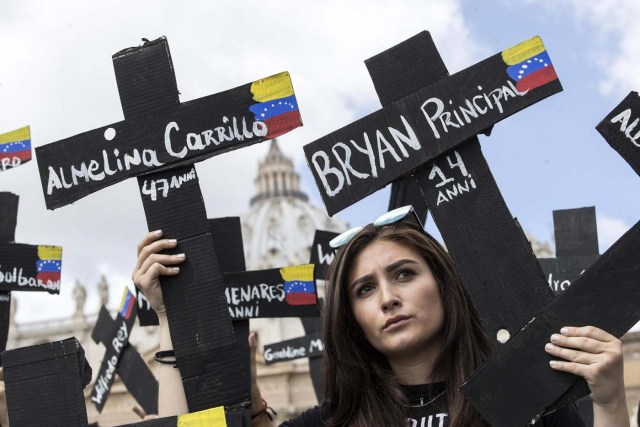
[385,259,419,273]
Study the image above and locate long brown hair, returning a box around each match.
[322,222,491,427]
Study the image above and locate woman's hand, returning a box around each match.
[131,230,185,317]
[545,325,629,426]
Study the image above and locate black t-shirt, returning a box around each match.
[280,382,586,427]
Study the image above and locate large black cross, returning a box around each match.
[304,32,640,425]
[460,94,640,426]
[35,37,302,412]
[0,192,63,356]
[89,289,158,415]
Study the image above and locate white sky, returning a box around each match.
[1,0,638,327]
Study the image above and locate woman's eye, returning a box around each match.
[357,285,374,296]
[396,269,416,280]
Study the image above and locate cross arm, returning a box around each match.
[304,36,562,215]
[0,243,62,293]
[36,71,302,210]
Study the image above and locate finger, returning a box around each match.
[144,262,181,281]
[545,342,595,365]
[137,253,185,280]
[0,367,4,381]
[559,326,616,343]
[549,333,604,354]
[549,359,590,377]
[136,230,164,256]
[132,405,146,419]
[135,238,179,272]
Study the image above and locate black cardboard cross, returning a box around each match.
[538,207,600,296]
[35,37,302,413]
[360,33,593,425]
[0,192,63,358]
[1,337,92,426]
[303,32,640,426]
[458,99,640,425]
[90,293,158,415]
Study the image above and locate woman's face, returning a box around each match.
[348,239,444,361]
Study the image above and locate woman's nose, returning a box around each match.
[380,283,401,312]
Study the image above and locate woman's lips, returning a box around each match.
[383,315,411,331]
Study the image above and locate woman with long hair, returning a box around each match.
[133,206,629,426]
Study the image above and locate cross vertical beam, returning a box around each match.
[113,40,245,411]
[0,193,18,355]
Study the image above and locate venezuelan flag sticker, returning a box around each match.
[502,36,558,92]
[249,72,302,139]
[0,126,31,171]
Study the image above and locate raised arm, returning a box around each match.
[545,325,630,427]
[132,230,187,417]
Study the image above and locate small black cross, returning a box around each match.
[89,288,158,415]
[538,206,600,295]
[0,192,63,356]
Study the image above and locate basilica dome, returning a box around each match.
[241,140,347,270]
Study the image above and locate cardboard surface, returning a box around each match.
[415,143,555,344]
[0,192,19,242]
[553,207,599,257]
[596,91,640,177]
[0,192,18,354]
[224,265,319,319]
[538,207,600,296]
[160,233,246,410]
[305,34,562,215]
[139,165,209,241]
[364,33,443,224]
[309,230,338,281]
[35,37,302,210]
[0,126,31,172]
[2,337,91,426]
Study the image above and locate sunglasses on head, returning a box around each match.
[329,205,425,249]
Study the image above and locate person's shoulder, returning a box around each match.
[279,404,328,427]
